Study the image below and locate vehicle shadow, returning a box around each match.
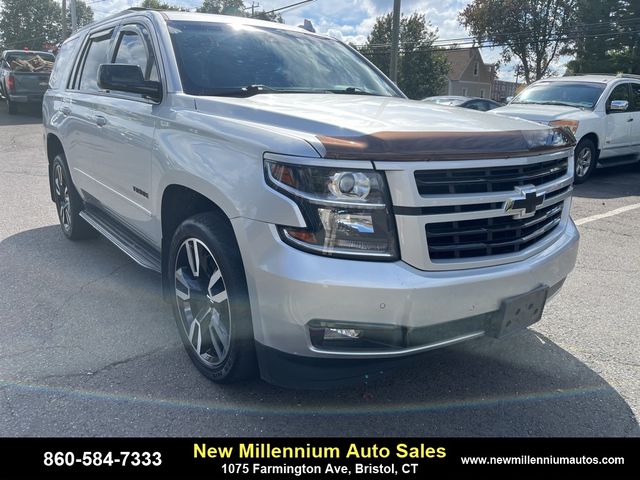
[0,101,42,125]
[573,161,640,200]
[0,225,638,437]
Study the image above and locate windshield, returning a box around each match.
[512,82,606,109]
[167,21,399,97]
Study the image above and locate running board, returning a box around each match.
[80,207,161,273]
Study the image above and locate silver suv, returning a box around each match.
[43,9,579,387]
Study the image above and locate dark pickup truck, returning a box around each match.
[0,50,55,114]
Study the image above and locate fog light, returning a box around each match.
[325,328,363,339]
[308,320,404,350]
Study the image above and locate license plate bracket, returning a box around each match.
[491,286,548,338]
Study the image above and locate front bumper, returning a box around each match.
[232,217,579,386]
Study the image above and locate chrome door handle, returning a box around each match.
[95,115,107,127]
[60,106,71,115]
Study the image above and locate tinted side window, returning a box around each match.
[606,83,630,113]
[50,37,78,89]
[79,33,112,92]
[113,26,158,81]
[631,84,640,112]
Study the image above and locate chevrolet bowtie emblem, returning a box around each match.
[504,185,544,218]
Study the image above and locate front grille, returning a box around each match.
[426,203,564,260]
[415,158,568,195]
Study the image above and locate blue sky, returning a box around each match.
[86,0,561,81]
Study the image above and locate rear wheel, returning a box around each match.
[51,153,95,240]
[169,212,256,383]
[574,138,597,184]
[6,98,17,114]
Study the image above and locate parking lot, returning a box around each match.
[0,105,638,437]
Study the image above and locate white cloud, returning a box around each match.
[86,0,557,80]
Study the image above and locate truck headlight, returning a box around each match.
[549,119,579,134]
[264,159,398,260]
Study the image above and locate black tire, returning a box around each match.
[7,98,17,115]
[573,138,597,184]
[51,153,96,240]
[169,212,257,383]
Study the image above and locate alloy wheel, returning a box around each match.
[53,163,71,232]
[575,147,592,178]
[174,238,231,366]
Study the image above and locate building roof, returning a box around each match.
[442,47,493,81]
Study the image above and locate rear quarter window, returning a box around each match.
[49,37,79,90]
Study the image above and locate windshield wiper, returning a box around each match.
[535,101,582,108]
[328,87,380,96]
[513,100,582,108]
[202,84,281,97]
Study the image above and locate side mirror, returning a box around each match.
[98,63,161,101]
[609,100,629,112]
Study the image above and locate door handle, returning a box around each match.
[95,115,107,127]
[627,118,634,122]
[60,106,71,116]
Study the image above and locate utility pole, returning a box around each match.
[70,0,78,33]
[244,1,260,16]
[389,0,401,84]
[61,0,68,40]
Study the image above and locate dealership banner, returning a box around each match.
[0,437,634,474]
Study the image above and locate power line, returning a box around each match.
[357,18,640,49]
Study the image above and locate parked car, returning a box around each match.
[0,50,55,114]
[492,74,640,183]
[422,95,502,111]
[43,9,579,387]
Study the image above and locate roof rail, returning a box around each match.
[566,73,640,79]
[566,73,616,76]
[617,73,640,80]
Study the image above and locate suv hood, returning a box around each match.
[491,103,584,123]
[194,94,575,160]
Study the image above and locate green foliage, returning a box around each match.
[566,0,639,74]
[197,0,245,15]
[250,10,284,23]
[67,1,94,32]
[0,0,63,50]
[358,12,448,99]
[140,0,189,11]
[459,0,576,83]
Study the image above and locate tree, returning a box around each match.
[459,0,576,83]
[565,1,639,75]
[566,0,621,74]
[64,0,94,37]
[609,0,640,73]
[251,10,284,23]
[197,0,245,15]
[140,0,189,11]
[0,0,62,50]
[358,12,448,99]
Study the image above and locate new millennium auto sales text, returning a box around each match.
[194,443,446,459]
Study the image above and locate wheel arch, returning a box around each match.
[579,132,600,158]
[46,133,65,202]
[159,183,235,301]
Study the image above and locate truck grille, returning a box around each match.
[414,158,568,195]
[426,203,564,260]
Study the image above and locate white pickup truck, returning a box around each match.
[492,74,640,183]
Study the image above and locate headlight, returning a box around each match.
[549,119,579,134]
[264,158,398,260]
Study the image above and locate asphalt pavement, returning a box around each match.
[0,104,638,437]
